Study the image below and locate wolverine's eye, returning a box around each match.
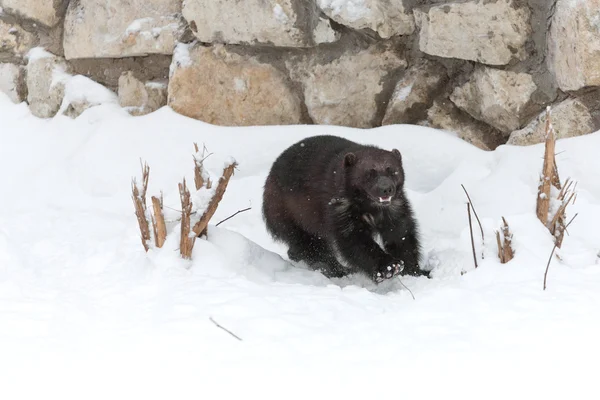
[368,168,377,179]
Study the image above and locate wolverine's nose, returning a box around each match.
[377,177,395,197]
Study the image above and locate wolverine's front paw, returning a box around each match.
[373,262,404,283]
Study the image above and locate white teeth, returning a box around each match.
[378,196,391,203]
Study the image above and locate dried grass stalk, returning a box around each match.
[496,217,514,263]
[151,195,167,248]
[193,143,212,190]
[132,161,151,252]
[192,161,238,238]
[536,108,559,226]
[179,178,195,259]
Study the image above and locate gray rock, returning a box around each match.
[118,71,167,116]
[425,99,505,151]
[318,0,414,38]
[183,0,320,47]
[0,0,67,27]
[0,19,36,58]
[168,43,303,126]
[63,0,185,59]
[287,45,406,128]
[450,67,538,133]
[548,0,600,91]
[0,62,26,103]
[508,99,595,146]
[382,59,446,125]
[26,47,70,118]
[414,0,530,65]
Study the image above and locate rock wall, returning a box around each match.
[2,0,600,149]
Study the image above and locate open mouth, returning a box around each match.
[378,196,392,203]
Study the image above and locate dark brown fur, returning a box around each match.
[262,135,427,283]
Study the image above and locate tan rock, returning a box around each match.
[118,71,167,116]
[63,0,185,59]
[450,67,537,133]
[0,62,26,103]
[548,0,600,91]
[183,0,319,47]
[0,19,36,58]
[26,48,70,118]
[0,0,66,27]
[287,46,406,128]
[168,44,303,126]
[425,99,504,151]
[508,99,595,146]
[382,59,446,125]
[318,0,414,38]
[415,0,530,65]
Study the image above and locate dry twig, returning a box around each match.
[179,178,195,259]
[209,317,242,341]
[132,160,151,252]
[536,107,559,226]
[467,203,478,269]
[215,207,252,227]
[461,184,484,258]
[151,195,167,248]
[192,161,238,238]
[496,217,514,264]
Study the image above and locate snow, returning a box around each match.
[58,75,118,114]
[1,92,600,399]
[394,83,413,102]
[273,4,289,24]
[319,0,371,22]
[170,42,193,77]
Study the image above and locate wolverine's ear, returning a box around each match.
[392,148,402,162]
[344,152,357,167]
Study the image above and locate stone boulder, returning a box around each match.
[168,44,303,126]
[318,0,414,38]
[118,71,167,116]
[0,19,36,59]
[508,99,596,146]
[183,0,327,47]
[424,99,505,151]
[0,0,67,27]
[548,0,600,91]
[287,45,406,128]
[0,62,26,103]
[382,59,446,125]
[63,0,185,59]
[450,67,538,133]
[414,0,530,65]
[26,47,70,118]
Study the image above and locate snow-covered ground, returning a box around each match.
[1,93,599,399]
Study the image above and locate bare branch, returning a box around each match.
[543,244,558,291]
[179,178,195,259]
[151,196,167,248]
[467,203,478,269]
[461,184,485,258]
[209,317,242,341]
[215,207,252,227]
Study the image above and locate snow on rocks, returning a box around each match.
[168,43,303,126]
[0,0,66,27]
[59,74,118,118]
[508,98,596,146]
[382,59,446,125]
[318,0,414,38]
[450,67,538,133]
[118,71,167,116]
[0,62,26,103]
[548,0,600,91]
[287,44,406,128]
[26,47,70,118]
[183,0,322,47]
[63,0,186,59]
[414,0,530,65]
